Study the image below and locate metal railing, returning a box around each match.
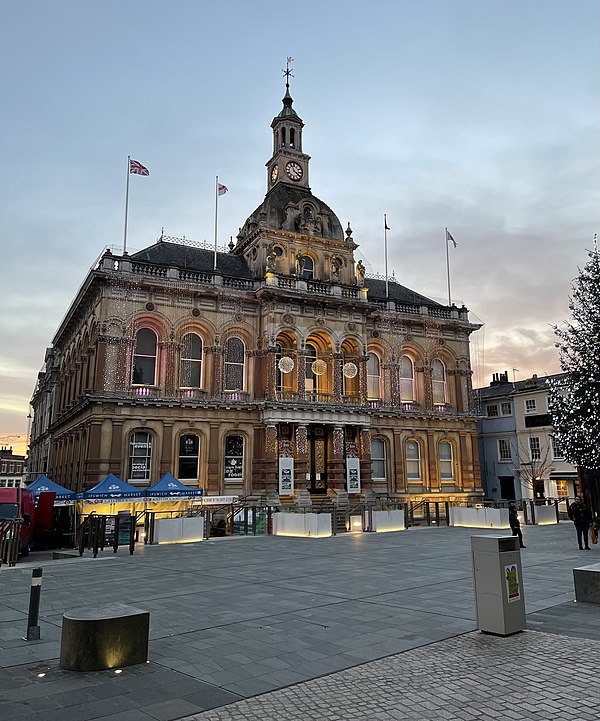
[77,512,137,557]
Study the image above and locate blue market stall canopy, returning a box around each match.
[28,475,77,502]
[82,473,144,500]
[147,473,204,499]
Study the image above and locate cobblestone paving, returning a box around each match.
[1,523,598,720]
[181,630,600,721]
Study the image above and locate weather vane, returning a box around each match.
[283,56,294,89]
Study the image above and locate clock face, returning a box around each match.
[285,161,303,181]
[270,165,279,183]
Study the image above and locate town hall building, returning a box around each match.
[29,76,484,505]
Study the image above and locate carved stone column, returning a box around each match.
[205,346,222,398]
[328,425,345,490]
[297,353,307,400]
[358,355,368,406]
[359,428,373,491]
[332,353,343,402]
[265,423,278,491]
[420,363,432,410]
[383,362,398,406]
[295,424,308,491]
[266,348,277,401]
[393,432,406,494]
[159,341,177,397]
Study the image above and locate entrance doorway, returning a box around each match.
[499,476,516,500]
[308,426,327,494]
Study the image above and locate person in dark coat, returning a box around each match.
[568,496,592,550]
[509,504,525,548]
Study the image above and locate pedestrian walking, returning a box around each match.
[567,496,592,550]
[509,503,525,548]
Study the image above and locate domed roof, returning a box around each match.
[237,183,345,243]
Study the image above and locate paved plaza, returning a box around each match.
[0,522,598,720]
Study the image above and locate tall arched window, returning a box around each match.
[224,435,244,482]
[180,333,203,388]
[128,430,153,482]
[178,433,200,480]
[371,439,386,480]
[432,359,447,404]
[399,355,414,402]
[439,441,454,480]
[132,328,157,385]
[405,440,421,480]
[305,343,318,394]
[367,353,381,399]
[302,257,314,280]
[224,338,245,390]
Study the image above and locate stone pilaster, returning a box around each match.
[295,424,308,490]
[329,425,345,490]
[265,423,278,491]
[359,428,373,491]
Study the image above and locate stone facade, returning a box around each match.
[29,83,483,503]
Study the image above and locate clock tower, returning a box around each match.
[266,58,310,191]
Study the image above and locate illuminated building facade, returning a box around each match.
[30,82,483,504]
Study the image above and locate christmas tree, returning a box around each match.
[550,235,600,515]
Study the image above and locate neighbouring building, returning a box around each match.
[29,78,484,504]
[475,371,578,501]
[0,446,26,488]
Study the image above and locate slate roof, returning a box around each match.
[365,277,441,307]
[131,241,253,279]
[475,372,567,399]
[240,183,345,242]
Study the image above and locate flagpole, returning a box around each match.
[445,227,451,306]
[384,214,389,301]
[213,175,219,271]
[123,156,131,255]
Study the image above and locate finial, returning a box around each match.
[345,222,353,241]
[283,56,294,90]
[228,236,234,251]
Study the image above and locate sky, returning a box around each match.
[1,0,599,455]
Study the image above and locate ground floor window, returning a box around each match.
[371,439,386,480]
[406,440,421,480]
[178,434,200,480]
[128,431,153,481]
[224,435,244,482]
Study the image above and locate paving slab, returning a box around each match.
[0,522,598,720]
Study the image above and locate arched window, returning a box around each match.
[302,256,314,280]
[280,127,286,146]
[305,343,318,393]
[439,441,454,480]
[371,439,386,480]
[224,338,245,390]
[367,353,381,399]
[290,128,296,147]
[132,328,157,385]
[432,359,447,404]
[405,440,421,480]
[180,333,203,388]
[224,435,244,482]
[399,355,414,402]
[178,433,200,480]
[128,430,153,482]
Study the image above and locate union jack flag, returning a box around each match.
[217,183,228,196]
[129,159,149,176]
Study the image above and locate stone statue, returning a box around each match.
[331,257,341,280]
[356,260,366,286]
[266,249,277,273]
[295,250,306,277]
